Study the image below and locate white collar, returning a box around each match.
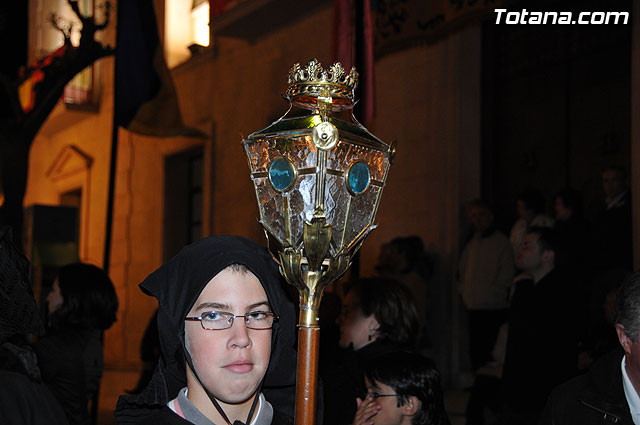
[168,388,272,425]
[621,355,640,424]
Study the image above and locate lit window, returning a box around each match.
[64,66,94,107]
[191,1,210,47]
[165,0,210,68]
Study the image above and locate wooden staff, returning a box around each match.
[295,326,321,425]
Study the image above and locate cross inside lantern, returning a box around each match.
[243,59,395,424]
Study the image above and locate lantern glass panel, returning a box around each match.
[290,136,318,169]
[324,173,349,248]
[245,136,317,174]
[344,185,381,244]
[328,141,388,181]
[255,178,286,243]
[291,174,317,248]
[254,172,318,250]
[245,140,271,173]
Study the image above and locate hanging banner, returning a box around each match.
[374,0,509,56]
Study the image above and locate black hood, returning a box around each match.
[115,235,297,423]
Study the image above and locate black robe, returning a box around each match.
[501,268,581,416]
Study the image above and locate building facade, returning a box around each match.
[22,0,639,388]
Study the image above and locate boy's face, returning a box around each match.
[185,267,272,405]
[362,379,406,425]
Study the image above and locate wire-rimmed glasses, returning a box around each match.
[365,392,398,400]
[185,310,278,330]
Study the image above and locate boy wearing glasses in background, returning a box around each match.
[352,351,450,425]
[115,236,298,425]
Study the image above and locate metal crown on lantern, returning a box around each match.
[243,59,395,424]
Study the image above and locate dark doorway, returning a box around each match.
[482,2,632,232]
[163,147,204,261]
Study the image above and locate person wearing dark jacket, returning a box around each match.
[0,226,69,425]
[500,228,580,425]
[34,263,118,425]
[115,236,299,425]
[539,348,631,425]
[590,166,632,273]
[539,270,640,425]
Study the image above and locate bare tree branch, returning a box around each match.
[67,0,112,41]
[68,0,82,18]
[0,0,114,247]
[48,12,73,41]
[94,2,112,31]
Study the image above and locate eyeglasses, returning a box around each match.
[185,311,278,330]
[366,392,398,400]
[519,238,540,250]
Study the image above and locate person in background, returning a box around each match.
[540,270,640,424]
[352,351,450,425]
[35,263,119,425]
[0,226,69,425]
[591,165,632,273]
[552,188,592,340]
[458,199,514,373]
[500,227,579,425]
[577,269,626,371]
[552,188,588,269]
[509,189,554,255]
[324,277,420,425]
[376,236,433,352]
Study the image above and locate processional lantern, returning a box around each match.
[243,59,395,425]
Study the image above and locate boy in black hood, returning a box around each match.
[115,236,297,425]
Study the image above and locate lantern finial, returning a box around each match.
[284,59,358,111]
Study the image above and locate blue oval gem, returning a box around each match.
[348,162,370,195]
[269,157,295,191]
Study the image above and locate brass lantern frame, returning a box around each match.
[243,59,395,425]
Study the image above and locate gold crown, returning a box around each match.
[285,59,358,110]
